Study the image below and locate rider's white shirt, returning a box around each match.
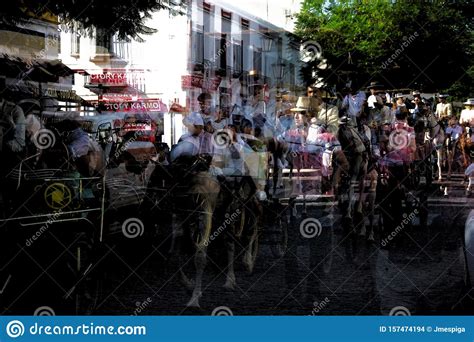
[367,94,377,109]
[170,131,213,162]
[435,102,453,119]
[460,109,474,126]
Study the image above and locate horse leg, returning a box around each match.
[186,184,217,307]
[437,148,443,181]
[186,244,207,307]
[171,214,195,290]
[447,145,454,178]
[243,201,262,274]
[223,232,236,290]
[243,228,258,274]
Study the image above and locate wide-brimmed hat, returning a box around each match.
[394,93,405,99]
[366,81,384,90]
[463,98,474,106]
[290,96,318,113]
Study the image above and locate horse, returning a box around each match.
[423,111,445,181]
[216,136,267,289]
[148,153,220,308]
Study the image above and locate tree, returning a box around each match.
[1,0,187,40]
[295,0,473,99]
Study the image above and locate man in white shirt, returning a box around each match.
[171,112,213,162]
[366,82,384,109]
[435,94,453,121]
[315,90,339,134]
[460,99,474,127]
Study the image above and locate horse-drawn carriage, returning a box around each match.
[0,113,107,314]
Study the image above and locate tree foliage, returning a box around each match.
[295,0,473,98]
[1,0,187,40]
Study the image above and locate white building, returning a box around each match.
[59,0,303,146]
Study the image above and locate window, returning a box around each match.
[203,5,214,64]
[95,28,112,54]
[241,19,250,71]
[71,28,80,55]
[219,34,227,72]
[253,49,262,74]
[233,42,242,74]
[191,29,204,64]
[111,34,130,60]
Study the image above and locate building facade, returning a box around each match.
[59,0,303,145]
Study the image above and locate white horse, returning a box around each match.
[424,112,445,181]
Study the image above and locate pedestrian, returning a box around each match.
[408,91,423,126]
[208,106,231,132]
[314,89,339,134]
[197,92,216,126]
[341,86,366,124]
[171,112,213,162]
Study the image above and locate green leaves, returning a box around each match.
[1,0,186,40]
[295,0,473,97]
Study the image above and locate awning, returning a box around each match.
[0,54,74,82]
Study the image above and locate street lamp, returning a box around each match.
[272,59,286,83]
[272,59,286,98]
[261,34,273,53]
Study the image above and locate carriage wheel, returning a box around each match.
[69,233,103,315]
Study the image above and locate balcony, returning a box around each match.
[90,32,130,65]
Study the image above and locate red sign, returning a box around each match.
[95,99,167,112]
[90,72,127,86]
[181,74,221,91]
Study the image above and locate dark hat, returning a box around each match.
[366,81,384,90]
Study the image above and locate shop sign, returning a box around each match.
[181,74,220,91]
